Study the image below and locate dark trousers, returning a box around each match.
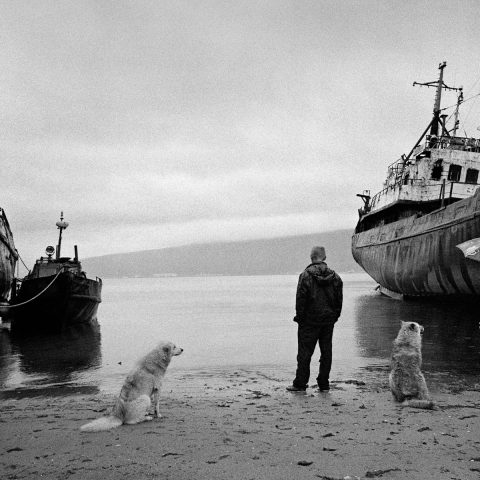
[293,322,335,389]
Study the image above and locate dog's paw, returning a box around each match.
[144,415,154,421]
[154,412,162,419]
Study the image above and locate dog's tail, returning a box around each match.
[80,415,123,432]
[402,399,436,410]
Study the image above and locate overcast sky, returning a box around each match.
[2,0,480,267]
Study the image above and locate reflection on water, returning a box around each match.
[0,329,15,388]
[0,323,101,398]
[354,294,480,374]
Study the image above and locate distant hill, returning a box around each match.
[82,229,361,278]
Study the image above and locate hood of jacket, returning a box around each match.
[304,262,336,284]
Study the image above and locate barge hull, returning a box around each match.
[10,272,102,332]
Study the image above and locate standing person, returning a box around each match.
[287,246,343,392]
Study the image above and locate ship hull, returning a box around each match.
[0,209,17,303]
[352,188,480,296]
[10,271,102,333]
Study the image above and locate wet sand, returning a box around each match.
[1,368,480,480]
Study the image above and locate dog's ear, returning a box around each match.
[162,344,171,354]
[409,323,416,331]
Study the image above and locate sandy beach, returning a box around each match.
[1,366,479,480]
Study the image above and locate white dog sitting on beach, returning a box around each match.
[389,321,435,409]
[80,341,183,432]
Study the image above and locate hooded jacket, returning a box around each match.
[295,262,343,324]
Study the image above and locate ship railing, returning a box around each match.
[370,177,416,208]
[424,135,480,152]
[369,179,479,211]
[35,256,77,265]
[437,180,480,205]
[386,157,406,174]
[386,158,403,170]
[30,259,82,279]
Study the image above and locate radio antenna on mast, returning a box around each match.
[451,87,464,137]
[413,62,462,137]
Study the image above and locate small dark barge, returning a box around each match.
[10,213,102,332]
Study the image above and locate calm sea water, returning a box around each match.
[0,273,479,397]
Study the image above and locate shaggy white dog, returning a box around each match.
[80,341,183,431]
[389,322,435,409]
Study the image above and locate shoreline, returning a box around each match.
[1,367,480,480]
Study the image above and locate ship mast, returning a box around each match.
[451,87,464,137]
[413,61,462,137]
[431,61,446,136]
[405,62,462,160]
[55,212,69,259]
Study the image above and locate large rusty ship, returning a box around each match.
[352,62,480,297]
[0,207,17,306]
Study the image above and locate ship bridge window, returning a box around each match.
[431,160,443,180]
[447,164,462,182]
[466,168,479,184]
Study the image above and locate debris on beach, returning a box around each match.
[339,379,366,386]
[245,389,271,399]
[365,467,401,477]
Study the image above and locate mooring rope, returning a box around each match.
[2,269,64,309]
[16,250,30,273]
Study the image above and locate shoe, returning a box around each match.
[286,385,306,392]
[318,384,330,392]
